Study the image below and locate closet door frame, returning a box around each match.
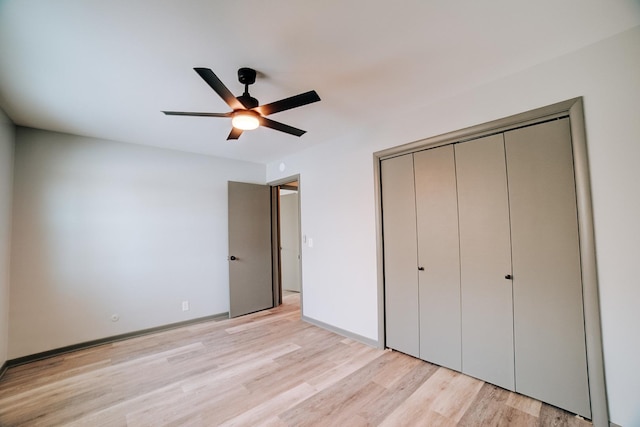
[373,97,608,427]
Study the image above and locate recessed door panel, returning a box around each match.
[456,134,515,391]
[505,118,590,418]
[381,154,420,358]
[414,145,461,370]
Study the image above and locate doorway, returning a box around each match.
[279,182,301,295]
[269,176,303,310]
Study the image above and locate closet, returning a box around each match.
[381,145,461,368]
[381,117,591,418]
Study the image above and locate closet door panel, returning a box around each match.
[381,154,420,358]
[456,134,515,391]
[505,118,590,418]
[414,145,461,370]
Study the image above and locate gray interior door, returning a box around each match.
[381,154,420,358]
[414,145,461,370]
[228,181,273,318]
[505,118,590,418]
[455,134,515,391]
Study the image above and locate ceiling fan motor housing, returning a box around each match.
[237,94,259,109]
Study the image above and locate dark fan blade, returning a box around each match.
[227,127,243,140]
[194,68,244,110]
[259,117,306,137]
[254,90,320,116]
[162,111,231,117]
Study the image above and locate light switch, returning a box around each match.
[308,238,313,248]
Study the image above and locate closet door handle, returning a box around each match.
[418,267,425,271]
[505,274,512,280]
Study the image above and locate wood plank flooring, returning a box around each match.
[0,293,592,426]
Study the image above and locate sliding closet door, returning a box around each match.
[381,154,419,358]
[414,145,461,370]
[505,118,590,418]
[456,134,515,391]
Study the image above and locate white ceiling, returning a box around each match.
[1,1,639,164]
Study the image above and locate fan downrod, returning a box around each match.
[236,68,259,109]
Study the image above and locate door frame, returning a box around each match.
[268,174,303,313]
[373,98,609,426]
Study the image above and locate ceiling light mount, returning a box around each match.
[237,67,256,85]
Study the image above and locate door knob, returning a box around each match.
[229,255,237,261]
[505,274,512,280]
[418,267,425,271]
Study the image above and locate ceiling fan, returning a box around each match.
[163,67,321,140]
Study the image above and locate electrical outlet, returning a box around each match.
[182,300,189,311]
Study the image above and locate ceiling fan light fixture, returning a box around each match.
[231,111,260,130]
[164,67,320,139]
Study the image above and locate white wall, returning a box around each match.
[9,128,265,359]
[0,108,15,367]
[267,26,640,427]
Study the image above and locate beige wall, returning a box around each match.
[0,108,14,368]
[9,128,265,358]
[266,27,640,427]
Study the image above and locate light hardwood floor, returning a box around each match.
[0,293,591,426]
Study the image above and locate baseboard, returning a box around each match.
[302,315,378,348]
[0,360,8,380]
[5,312,229,369]
[610,422,622,427]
